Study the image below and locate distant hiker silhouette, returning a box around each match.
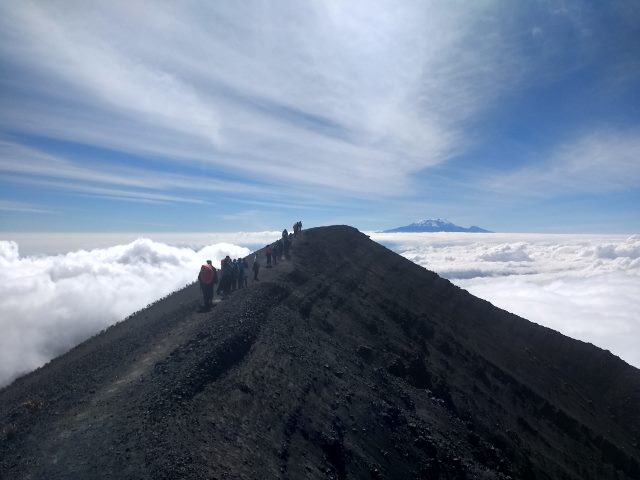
[283,235,291,259]
[292,221,302,238]
[242,259,249,287]
[237,258,245,289]
[198,261,215,310]
[219,255,233,296]
[266,244,273,267]
[231,259,239,291]
[272,243,278,266]
[252,256,260,281]
[207,260,218,299]
[217,259,225,295]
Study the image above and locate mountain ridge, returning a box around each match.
[1,225,638,479]
[384,218,492,233]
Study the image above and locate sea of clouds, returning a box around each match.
[1,231,639,387]
[0,234,283,388]
[371,232,640,370]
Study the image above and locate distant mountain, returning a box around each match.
[384,218,492,233]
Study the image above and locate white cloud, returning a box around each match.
[478,243,532,262]
[0,141,274,203]
[0,238,252,387]
[3,3,221,144]
[0,200,56,214]
[0,1,528,198]
[371,231,640,368]
[489,129,640,196]
[2,231,283,256]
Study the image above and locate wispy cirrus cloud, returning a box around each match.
[0,140,279,204]
[1,2,221,144]
[0,200,56,214]
[1,1,638,232]
[0,1,529,199]
[487,129,640,196]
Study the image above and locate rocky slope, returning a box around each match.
[1,226,639,479]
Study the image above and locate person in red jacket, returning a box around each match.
[206,260,218,299]
[198,261,215,310]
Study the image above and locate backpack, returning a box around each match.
[199,264,214,284]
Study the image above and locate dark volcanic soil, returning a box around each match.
[1,226,639,480]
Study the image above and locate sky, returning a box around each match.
[1,231,638,387]
[0,1,639,233]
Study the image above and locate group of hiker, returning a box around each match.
[197,221,302,310]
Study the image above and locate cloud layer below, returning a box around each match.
[1,231,638,388]
[0,237,254,387]
[371,232,640,369]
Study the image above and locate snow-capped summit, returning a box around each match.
[383,218,492,233]
[411,218,453,228]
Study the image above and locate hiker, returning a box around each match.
[198,261,215,309]
[231,259,239,291]
[221,255,232,296]
[266,244,273,268]
[217,259,225,295]
[242,258,249,287]
[272,243,278,266]
[237,258,245,289]
[282,228,288,239]
[206,260,218,300]
[283,235,291,259]
[252,255,260,281]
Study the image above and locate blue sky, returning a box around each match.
[1,1,639,233]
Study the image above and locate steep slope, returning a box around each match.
[1,226,639,480]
